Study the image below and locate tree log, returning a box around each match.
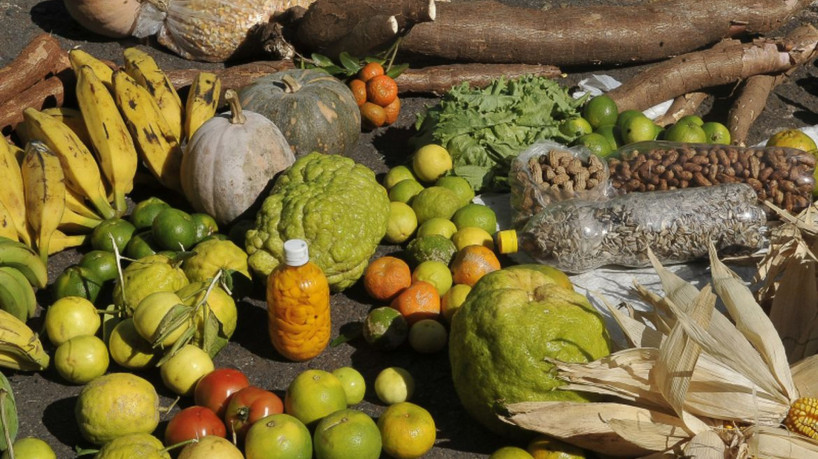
[652,92,709,127]
[728,74,787,147]
[0,77,66,136]
[0,33,69,106]
[607,24,818,112]
[398,0,811,66]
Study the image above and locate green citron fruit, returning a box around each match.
[449,265,611,439]
[411,186,462,224]
[581,94,618,129]
[701,121,731,145]
[405,234,457,267]
[75,373,160,445]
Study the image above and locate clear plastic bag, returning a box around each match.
[607,141,816,216]
[511,183,767,273]
[134,0,311,62]
[509,140,613,228]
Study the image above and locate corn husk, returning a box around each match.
[501,244,818,457]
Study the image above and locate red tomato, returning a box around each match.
[194,368,250,418]
[223,386,284,442]
[164,405,227,447]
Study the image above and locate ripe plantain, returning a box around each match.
[123,47,183,141]
[76,64,138,216]
[112,70,183,192]
[0,137,29,246]
[0,307,50,371]
[22,107,117,219]
[68,48,114,88]
[0,236,48,288]
[184,72,221,142]
[0,200,18,241]
[20,141,66,266]
[65,186,104,220]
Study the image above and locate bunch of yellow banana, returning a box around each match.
[0,307,50,372]
[0,236,48,324]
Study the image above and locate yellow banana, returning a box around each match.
[76,64,138,216]
[42,107,94,147]
[112,70,183,192]
[0,200,18,241]
[0,236,49,288]
[20,141,65,266]
[22,107,117,220]
[68,47,114,88]
[59,207,102,234]
[0,137,30,246]
[184,72,221,142]
[49,230,89,255]
[65,186,103,220]
[0,308,50,371]
[123,47,183,141]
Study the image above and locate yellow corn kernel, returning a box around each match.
[785,397,818,439]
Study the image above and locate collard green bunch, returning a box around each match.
[245,152,390,291]
[414,76,587,192]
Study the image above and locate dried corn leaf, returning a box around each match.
[654,284,715,432]
[606,417,692,453]
[791,354,818,397]
[600,295,664,348]
[743,424,818,458]
[708,246,798,401]
[502,401,697,457]
[682,430,726,459]
[767,245,818,362]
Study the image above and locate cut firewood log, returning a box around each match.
[727,74,786,147]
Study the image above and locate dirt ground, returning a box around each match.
[2,1,818,458]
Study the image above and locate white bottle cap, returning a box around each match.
[283,239,309,266]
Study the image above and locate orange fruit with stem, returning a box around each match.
[366,75,398,107]
[363,256,412,302]
[390,281,441,325]
[348,79,367,107]
[450,245,501,287]
[359,62,385,82]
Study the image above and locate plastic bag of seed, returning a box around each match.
[133,0,314,62]
[606,141,816,217]
[508,140,614,228]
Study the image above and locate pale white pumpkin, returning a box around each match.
[181,89,295,225]
[63,0,142,38]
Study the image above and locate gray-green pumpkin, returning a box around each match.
[238,69,361,157]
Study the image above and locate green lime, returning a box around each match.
[411,260,453,296]
[79,249,119,283]
[615,109,645,131]
[51,265,104,304]
[388,179,424,204]
[91,218,136,253]
[581,94,618,129]
[435,175,475,208]
[285,370,347,428]
[572,132,612,157]
[701,121,731,145]
[124,230,158,259]
[385,201,418,244]
[678,114,704,126]
[190,212,219,244]
[416,217,458,239]
[411,186,462,224]
[313,409,381,459]
[331,367,366,406]
[383,165,416,190]
[129,197,170,230]
[664,120,707,143]
[620,114,658,145]
[363,306,409,351]
[451,203,497,235]
[151,207,196,251]
[404,234,457,267]
[594,124,622,152]
[559,116,593,138]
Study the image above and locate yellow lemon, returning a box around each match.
[412,144,453,183]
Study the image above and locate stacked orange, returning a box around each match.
[348,62,400,129]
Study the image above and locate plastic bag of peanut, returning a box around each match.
[607,141,816,217]
[133,0,315,62]
[509,140,614,228]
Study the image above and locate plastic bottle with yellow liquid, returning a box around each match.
[266,239,331,361]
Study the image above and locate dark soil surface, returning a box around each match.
[2,1,818,457]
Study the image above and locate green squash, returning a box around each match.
[238,69,361,157]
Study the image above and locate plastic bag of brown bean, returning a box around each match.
[606,141,816,217]
[508,140,614,228]
[133,0,315,62]
[498,183,768,274]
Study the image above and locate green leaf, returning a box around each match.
[330,322,362,347]
[152,304,194,349]
[310,53,336,68]
[338,52,361,72]
[385,63,409,79]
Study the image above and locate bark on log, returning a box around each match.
[652,92,709,127]
[166,61,563,97]
[0,33,69,106]
[0,77,66,136]
[607,24,818,112]
[398,0,811,66]
[728,74,786,147]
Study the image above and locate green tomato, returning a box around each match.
[54,335,109,385]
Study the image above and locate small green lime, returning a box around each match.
[51,265,104,304]
[615,109,645,131]
[664,120,707,143]
[678,114,704,126]
[559,116,593,138]
[572,132,612,157]
[151,208,196,251]
[124,230,159,259]
[416,217,458,239]
[91,218,136,253]
[594,124,621,152]
[620,114,658,145]
[388,179,424,204]
[451,203,497,235]
[435,175,475,208]
[331,367,367,405]
[385,201,418,244]
[701,121,731,145]
[79,249,119,283]
[582,94,618,129]
[190,213,219,244]
[363,306,409,351]
[383,165,416,190]
[129,197,170,230]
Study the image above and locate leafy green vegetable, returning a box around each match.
[414,76,587,192]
